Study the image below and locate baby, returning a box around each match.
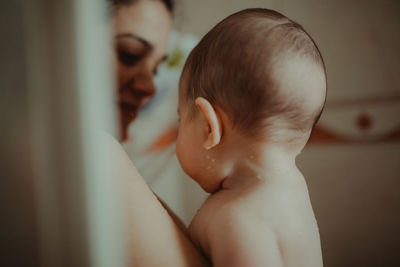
[176,8,326,267]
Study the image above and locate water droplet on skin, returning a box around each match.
[211,159,215,162]
[205,155,210,159]
[206,166,212,170]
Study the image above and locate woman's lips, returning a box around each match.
[119,102,139,121]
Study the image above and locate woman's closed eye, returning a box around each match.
[118,50,141,67]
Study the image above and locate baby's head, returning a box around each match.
[176,8,326,192]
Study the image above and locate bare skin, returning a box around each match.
[97,132,209,267]
[188,149,323,267]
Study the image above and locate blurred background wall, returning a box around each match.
[154,0,400,266]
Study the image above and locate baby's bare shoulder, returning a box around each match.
[191,191,282,267]
[192,183,321,267]
[206,199,282,266]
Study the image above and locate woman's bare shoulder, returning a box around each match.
[93,131,210,267]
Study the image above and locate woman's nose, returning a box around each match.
[132,70,156,97]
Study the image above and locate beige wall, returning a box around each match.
[173,0,400,266]
[299,144,400,266]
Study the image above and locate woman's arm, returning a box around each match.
[156,195,190,236]
[98,132,210,267]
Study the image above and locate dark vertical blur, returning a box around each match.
[0,0,41,265]
[0,0,126,265]
[1,0,92,266]
[0,0,41,266]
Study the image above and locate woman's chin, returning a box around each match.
[119,109,139,141]
[121,106,138,123]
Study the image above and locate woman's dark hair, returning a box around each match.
[109,0,174,13]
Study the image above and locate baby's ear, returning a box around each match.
[195,97,222,150]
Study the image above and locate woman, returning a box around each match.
[107,0,210,266]
[111,0,172,140]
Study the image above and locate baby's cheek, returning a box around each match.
[176,138,192,173]
[175,137,184,164]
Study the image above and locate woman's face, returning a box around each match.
[113,0,172,140]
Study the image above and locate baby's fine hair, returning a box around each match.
[182,8,327,141]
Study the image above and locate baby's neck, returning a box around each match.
[220,145,302,191]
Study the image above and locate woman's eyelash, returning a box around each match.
[118,50,140,66]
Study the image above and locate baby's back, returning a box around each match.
[189,174,323,267]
